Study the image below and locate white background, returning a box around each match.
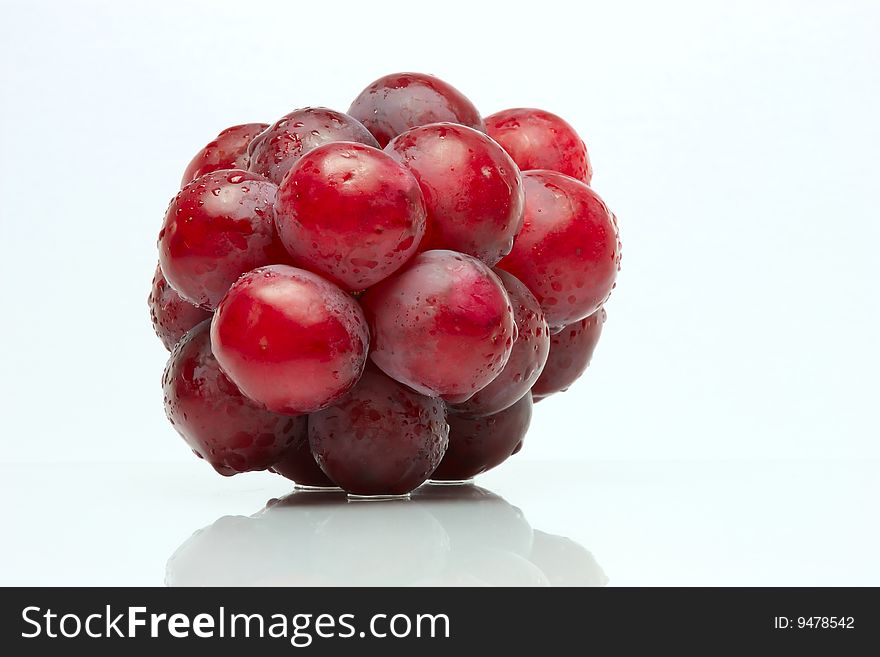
[1,0,878,585]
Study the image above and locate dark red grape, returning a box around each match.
[148,264,212,350]
[485,108,592,183]
[359,250,516,401]
[274,141,426,291]
[247,107,378,184]
[431,392,533,481]
[452,269,549,417]
[162,320,301,475]
[308,366,449,496]
[497,170,619,329]
[270,419,337,488]
[211,265,369,415]
[158,169,286,310]
[386,123,524,265]
[349,72,484,147]
[532,308,605,401]
[180,123,268,187]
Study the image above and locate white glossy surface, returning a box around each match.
[2,459,876,586]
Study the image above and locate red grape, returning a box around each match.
[386,123,524,265]
[349,72,484,147]
[162,320,301,475]
[452,269,549,417]
[431,392,533,481]
[532,308,605,401]
[158,169,286,310]
[359,250,516,401]
[210,264,369,415]
[180,123,268,187]
[247,107,378,184]
[497,170,619,329]
[309,366,449,496]
[485,108,592,183]
[270,419,337,488]
[274,141,426,292]
[148,264,212,350]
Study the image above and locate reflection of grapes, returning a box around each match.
[530,530,608,587]
[166,486,607,587]
[411,484,533,557]
[441,549,549,586]
[167,491,343,587]
[311,501,448,585]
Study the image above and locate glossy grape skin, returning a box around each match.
[158,169,287,310]
[386,123,524,265]
[210,265,369,415]
[359,250,516,402]
[497,171,620,329]
[485,108,592,183]
[349,72,484,148]
[148,264,212,350]
[532,308,605,401]
[247,107,379,184]
[162,320,301,475]
[452,269,550,417]
[308,366,449,496]
[270,418,337,488]
[275,141,426,292]
[431,392,532,481]
[180,123,268,187]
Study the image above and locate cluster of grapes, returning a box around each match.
[150,72,620,497]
